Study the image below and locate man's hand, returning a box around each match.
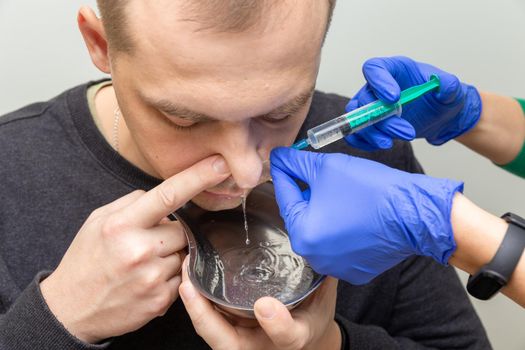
[40,155,230,343]
[179,257,341,350]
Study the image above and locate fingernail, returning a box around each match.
[212,157,229,174]
[256,299,276,319]
[180,283,196,300]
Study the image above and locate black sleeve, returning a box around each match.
[0,272,110,350]
[336,257,492,349]
[387,257,490,349]
[402,142,426,174]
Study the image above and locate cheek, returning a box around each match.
[124,113,213,178]
[112,79,214,178]
[148,140,207,178]
[149,134,218,179]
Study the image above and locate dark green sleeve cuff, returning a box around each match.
[498,98,525,178]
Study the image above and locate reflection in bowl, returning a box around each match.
[173,182,324,319]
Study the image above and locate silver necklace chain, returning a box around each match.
[113,107,121,152]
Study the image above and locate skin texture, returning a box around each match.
[81,0,327,211]
[41,1,342,347]
[450,194,525,307]
[452,92,525,307]
[457,92,525,165]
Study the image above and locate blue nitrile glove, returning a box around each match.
[270,147,464,285]
[345,56,482,151]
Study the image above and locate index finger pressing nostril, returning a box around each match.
[117,155,231,229]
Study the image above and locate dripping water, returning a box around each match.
[241,194,250,245]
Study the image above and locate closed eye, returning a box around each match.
[162,113,199,130]
[259,114,292,123]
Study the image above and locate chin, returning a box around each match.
[190,191,244,211]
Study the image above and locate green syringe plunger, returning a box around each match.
[293,75,441,150]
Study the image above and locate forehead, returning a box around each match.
[119,0,327,120]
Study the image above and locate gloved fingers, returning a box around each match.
[302,188,311,201]
[270,164,308,221]
[362,56,465,107]
[344,84,398,151]
[433,72,463,105]
[374,117,416,141]
[345,98,359,113]
[345,84,378,112]
[350,127,394,150]
[345,87,415,151]
[270,148,320,229]
[362,57,402,104]
[270,147,319,185]
[344,134,382,151]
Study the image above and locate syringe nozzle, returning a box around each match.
[292,139,310,150]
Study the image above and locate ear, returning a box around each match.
[78,6,111,74]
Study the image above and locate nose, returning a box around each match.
[216,121,265,190]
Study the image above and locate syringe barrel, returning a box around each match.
[307,102,402,149]
[307,115,352,150]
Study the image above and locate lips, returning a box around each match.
[204,190,244,198]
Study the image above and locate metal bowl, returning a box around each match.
[174,182,325,319]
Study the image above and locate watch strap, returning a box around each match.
[484,215,525,282]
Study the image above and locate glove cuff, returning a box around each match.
[428,84,482,145]
[407,177,464,264]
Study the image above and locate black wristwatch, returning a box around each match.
[467,212,525,300]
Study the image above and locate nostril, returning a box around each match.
[237,178,260,190]
[237,171,262,190]
[227,153,268,190]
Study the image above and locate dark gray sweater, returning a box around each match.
[0,81,491,349]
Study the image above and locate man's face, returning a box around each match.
[109,0,328,211]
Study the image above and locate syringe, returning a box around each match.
[293,75,441,150]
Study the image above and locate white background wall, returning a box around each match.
[1,0,524,348]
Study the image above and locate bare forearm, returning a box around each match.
[449,193,525,307]
[456,92,525,165]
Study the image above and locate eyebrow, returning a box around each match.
[144,87,315,123]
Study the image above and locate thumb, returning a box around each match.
[434,72,463,105]
[270,148,321,222]
[270,147,321,185]
[362,57,402,104]
[254,297,309,350]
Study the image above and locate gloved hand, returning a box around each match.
[345,56,482,151]
[270,147,463,285]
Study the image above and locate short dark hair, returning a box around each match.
[97,0,337,53]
